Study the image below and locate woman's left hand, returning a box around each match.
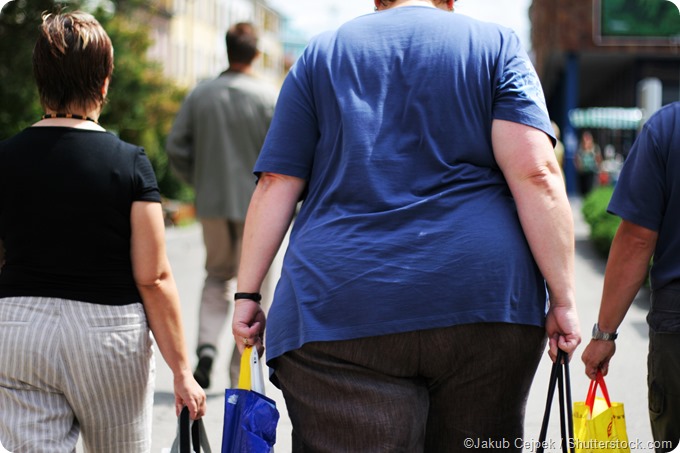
[174,370,207,420]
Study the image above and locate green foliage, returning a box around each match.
[581,186,622,257]
[0,0,54,138]
[0,0,193,202]
[96,12,193,202]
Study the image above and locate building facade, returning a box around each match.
[145,0,285,88]
[530,0,680,193]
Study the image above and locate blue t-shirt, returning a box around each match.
[608,102,680,291]
[255,7,555,364]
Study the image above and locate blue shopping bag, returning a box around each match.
[221,347,279,453]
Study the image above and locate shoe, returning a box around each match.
[194,356,213,389]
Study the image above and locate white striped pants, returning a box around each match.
[0,297,155,453]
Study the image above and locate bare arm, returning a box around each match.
[581,220,657,378]
[492,119,581,359]
[130,201,206,419]
[232,172,306,354]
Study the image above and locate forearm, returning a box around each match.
[237,172,305,293]
[130,202,192,376]
[138,273,192,377]
[597,220,656,333]
[514,170,581,357]
[492,120,575,306]
[130,201,205,417]
[492,120,580,356]
[141,276,206,419]
[514,171,576,307]
[233,173,304,353]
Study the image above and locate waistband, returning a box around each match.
[651,280,680,312]
[649,281,680,333]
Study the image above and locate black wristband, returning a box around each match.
[234,292,262,304]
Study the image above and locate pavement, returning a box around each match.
[104,196,656,452]
[153,222,293,453]
[523,196,654,451]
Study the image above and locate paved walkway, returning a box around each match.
[145,195,655,452]
[524,197,654,450]
[151,222,292,452]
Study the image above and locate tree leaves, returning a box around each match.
[0,0,192,201]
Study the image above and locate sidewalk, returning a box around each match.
[147,196,654,452]
[152,223,292,452]
[523,197,653,449]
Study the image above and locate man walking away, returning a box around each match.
[167,22,279,388]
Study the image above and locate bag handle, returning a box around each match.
[237,346,266,395]
[585,370,612,414]
[237,346,253,390]
[537,349,575,453]
[176,406,212,453]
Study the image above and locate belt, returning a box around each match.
[648,280,680,332]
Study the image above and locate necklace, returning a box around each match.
[41,113,99,124]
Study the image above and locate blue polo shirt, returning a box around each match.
[608,102,680,291]
[255,7,555,364]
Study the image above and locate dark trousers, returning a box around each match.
[648,282,680,452]
[578,171,596,196]
[273,323,546,453]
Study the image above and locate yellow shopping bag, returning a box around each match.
[572,371,629,453]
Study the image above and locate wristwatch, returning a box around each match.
[592,323,618,341]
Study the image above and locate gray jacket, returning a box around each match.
[166,71,279,220]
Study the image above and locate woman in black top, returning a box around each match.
[0,11,205,452]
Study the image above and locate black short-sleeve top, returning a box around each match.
[0,127,162,305]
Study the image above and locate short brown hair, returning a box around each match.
[33,11,114,113]
[226,22,259,65]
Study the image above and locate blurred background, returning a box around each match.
[1,0,678,208]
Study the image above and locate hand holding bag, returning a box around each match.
[221,346,279,453]
[572,371,629,453]
[169,406,212,453]
[538,349,575,453]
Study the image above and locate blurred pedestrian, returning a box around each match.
[574,130,602,196]
[232,0,581,451]
[166,22,279,389]
[0,11,205,453]
[582,102,680,452]
[551,120,565,174]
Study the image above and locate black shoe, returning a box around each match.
[194,356,213,389]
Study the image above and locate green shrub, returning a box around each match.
[581,186,621,257]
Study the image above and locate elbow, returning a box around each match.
[616,220,658,254]
[521,164,562,191]
[257,172,306,199]
[257,172,288,189]
[134,271,170,293]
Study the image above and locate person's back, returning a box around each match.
[0,128,153,304]
[0,12,205,452]
[234,2,579,450]
[260,6,553,356]
[176,72,276,218]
